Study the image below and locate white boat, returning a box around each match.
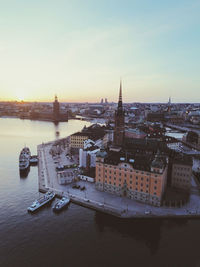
[52,197,70,212]
[28,191,55,212]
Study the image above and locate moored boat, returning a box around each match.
[19,147,31,175]
[28,191,55,212]
[52,197,70,212]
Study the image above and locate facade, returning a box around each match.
[171,155,192,191]
[113,81,125,146]
[79,139,100,168]
[70,133,89,149]
[95,150,168,206]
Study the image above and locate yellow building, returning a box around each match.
[70,133,89,149]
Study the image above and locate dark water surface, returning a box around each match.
[0,118,200,267]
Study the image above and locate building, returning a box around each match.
[79,140,100,168]
[113,81,125,146]
[70,132,89,150]
[185,130,200,149]
[70,124,108,151]
[53,95,60,122]
[125,128,147,139]
[171,154,192,191]
[95,150,168,206]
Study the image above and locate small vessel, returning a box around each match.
[28,191,55,212]
[52,197,70,212]
[30,155,38,165]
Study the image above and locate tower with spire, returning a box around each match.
[167,96,171,113]
[53,94,60,122]
[113,80,125,146]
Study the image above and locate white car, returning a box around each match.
[145,210,151,215]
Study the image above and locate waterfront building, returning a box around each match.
[113,81,125,146]
[95,150,168,206]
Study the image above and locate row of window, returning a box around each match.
[174,172,189,177]
[174,178,190,184]
[99,174,159,185]
[174,166,191,171]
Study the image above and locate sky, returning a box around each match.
[0,0,199,103]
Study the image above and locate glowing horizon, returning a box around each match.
[0,1,199,103]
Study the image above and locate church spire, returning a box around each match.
[119,79,122,102]
[118,79,123,110]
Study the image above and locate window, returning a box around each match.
[155,180,157,184]
[130,181,132,184]
[154,186,157,190]
[136,176,138,180]
[141,177,143,181]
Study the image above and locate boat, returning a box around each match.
[19,147,31,176]
[27,191,55,212]
[52,197,70,212]
[30,155,38,165]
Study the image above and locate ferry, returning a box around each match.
[27,191,55,212]
[19,147,31,175]
[52,197,70,212]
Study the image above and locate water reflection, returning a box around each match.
[94,212,188,255]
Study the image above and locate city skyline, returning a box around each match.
[0,0,199,103]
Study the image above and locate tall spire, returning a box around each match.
[119,79,122,102]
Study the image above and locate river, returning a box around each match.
[0,118,200,267]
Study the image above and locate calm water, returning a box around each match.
[0,118,200,267]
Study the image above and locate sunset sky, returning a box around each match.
[0,0,199,103]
